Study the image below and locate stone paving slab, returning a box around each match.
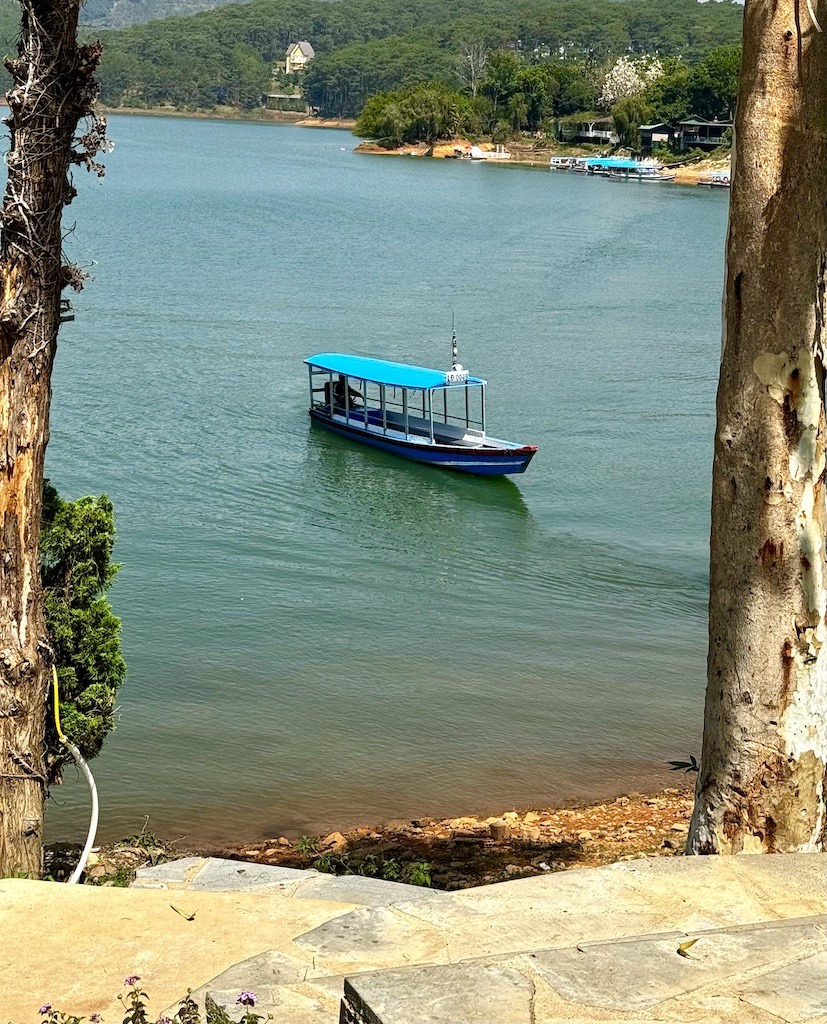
[737,950,827,1024]
[205,976,343,1024]
[6,854,825,1024]
[290,873,444,907]
[526,916,826,1012]
[134,858,444,908]
[340,916,827,1024]
[293,854,827,975]
[341,963,535,1024]
[165,949,345,1021]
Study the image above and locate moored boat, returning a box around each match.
[608,164,676,182]
[698,170,730,188]
[304,343,537,476]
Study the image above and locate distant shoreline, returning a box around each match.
[354,139,731,187]
[101,105,356,130]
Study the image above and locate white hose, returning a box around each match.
[52,666,100,884]
[64,739,99,884]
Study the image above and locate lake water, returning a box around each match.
[44,117,728,845]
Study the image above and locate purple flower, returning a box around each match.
[39,1005,52,1016]
[236,992,257,1007]
[123,975,141,987]
[157,1017,172,1024]
[89,1015,102,1023]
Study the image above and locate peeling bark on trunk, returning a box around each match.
[0,0,104,877]
[688,0,827,854]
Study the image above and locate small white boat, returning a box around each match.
[698,171,730,188]
[608,166,676,182]
[469,145,511,161]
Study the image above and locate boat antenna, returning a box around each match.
[451,312,460,370]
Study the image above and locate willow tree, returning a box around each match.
[0,0,107,877]
[689,0,827,854]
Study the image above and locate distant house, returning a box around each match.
[639,122,677,155]
[557,114,618,146]
[285,41,315,75]
[677,116,732,152]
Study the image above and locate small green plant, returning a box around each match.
[295,835,319,857]
[669,755,700,774]
[380,857,401,881]
[404,861,432,887]
[311,852,334,873]
[121,817,165,852]
[309,851,432,887]
[90,865,136,888]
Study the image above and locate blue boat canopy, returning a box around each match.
[584,157,642,169]
[305,353,486,390]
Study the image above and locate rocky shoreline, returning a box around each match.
[217,785,696,889]
[58,784,696,890]
[55,786,695,892]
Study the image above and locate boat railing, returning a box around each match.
[307,364,486,444]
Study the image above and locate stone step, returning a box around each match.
[339,915,827,1024]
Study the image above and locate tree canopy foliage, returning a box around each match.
[41,482,126,781]
[356,44,741,148]
[85,0,744,113]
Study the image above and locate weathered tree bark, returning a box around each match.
[0,0,105,877]
[688,0,827,854]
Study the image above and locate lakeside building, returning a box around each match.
[285,41,316,75]
[677,116,733,151]
[557,113,618,146]
[640,115,733,155]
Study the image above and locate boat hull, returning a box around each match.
[309,409,537,476]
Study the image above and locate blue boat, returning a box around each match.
[304,346,537,476]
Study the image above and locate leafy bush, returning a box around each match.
[42,482,126,782]
[311,849,433,886]
[355,82,473,146]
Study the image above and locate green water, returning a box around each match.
[45,117,728,844]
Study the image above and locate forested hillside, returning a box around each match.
[80,0,253,30]
[85,0,743,114]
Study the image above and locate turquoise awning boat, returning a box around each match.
[304,344,537,476]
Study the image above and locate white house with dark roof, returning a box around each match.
[285,41,315,74]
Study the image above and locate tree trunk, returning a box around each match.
[688,0,827,854]
[0,0,104,877]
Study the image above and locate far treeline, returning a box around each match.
[78,0,744,118]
